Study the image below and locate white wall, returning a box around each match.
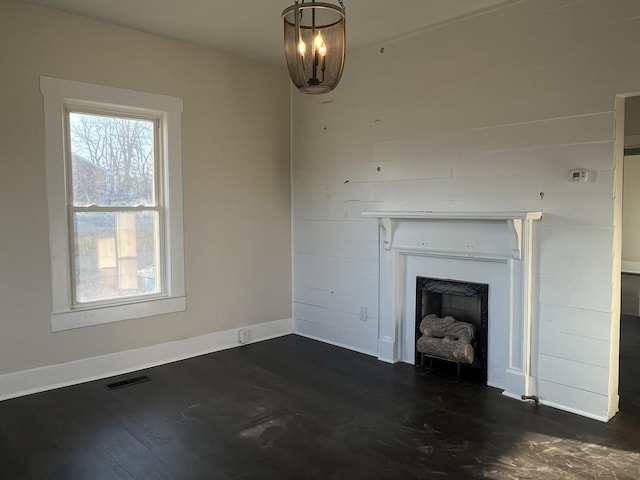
[0,1,291,378]
[291,0,640,420]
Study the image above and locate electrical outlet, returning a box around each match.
[359,306,367,322]
[238,328,249,345]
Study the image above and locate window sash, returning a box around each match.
[64,107,161,208]
[64,108,166,308]
[71,205,161,213]
[68,207,166,309]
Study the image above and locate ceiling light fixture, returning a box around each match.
[282,0,346,94]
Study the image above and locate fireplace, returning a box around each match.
[415,277,488,381]
[363,210,541,399]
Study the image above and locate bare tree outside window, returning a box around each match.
[69,112,155,206]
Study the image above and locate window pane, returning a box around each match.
[69,112,155,206]
[73,211,160,303]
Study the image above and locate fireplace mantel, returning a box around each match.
[364,210,543,401]
[362,211,542,260]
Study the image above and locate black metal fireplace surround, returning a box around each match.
[415,276,488,381]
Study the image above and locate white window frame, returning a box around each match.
[41,76,186,332]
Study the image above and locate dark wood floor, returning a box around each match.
[1,320,639,480]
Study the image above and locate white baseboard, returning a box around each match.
[0,318,293,402]
[377,338,397,363]
[500,391,609,423]
[538,398,609,422]
[501,390,524,401]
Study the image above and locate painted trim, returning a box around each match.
[0,318,293,402]
[40,75,186,331]
[502,367,526,396]
[501,391,608,422]
[363,211,542,259]
[610,94,627,420]
[393,245,510,263]
[377,338,396,363]
[538,399,608,423]
[521,211,537,399]
[52,296,186,332]
[501,390,524,401]
[362,211,542,221]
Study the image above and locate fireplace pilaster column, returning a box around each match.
[378,245,404,363]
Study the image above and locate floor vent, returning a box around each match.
[105,375,151,390]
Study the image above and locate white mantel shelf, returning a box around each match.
[362,211,542,221]
[362,211,542,259]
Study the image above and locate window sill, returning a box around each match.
[51,296,186,332]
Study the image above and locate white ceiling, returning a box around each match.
[24,0,511,65]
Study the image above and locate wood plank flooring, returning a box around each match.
[1,323,639,479]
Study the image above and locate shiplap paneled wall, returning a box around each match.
[291,0,640,420]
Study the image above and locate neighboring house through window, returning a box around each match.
[40,76,185,331]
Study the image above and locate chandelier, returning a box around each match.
[282,0,346,94]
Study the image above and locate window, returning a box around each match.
[41,77,185,331]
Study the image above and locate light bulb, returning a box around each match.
[314,33,325,52]
[298,38,306,57]
[315,33,327,72]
